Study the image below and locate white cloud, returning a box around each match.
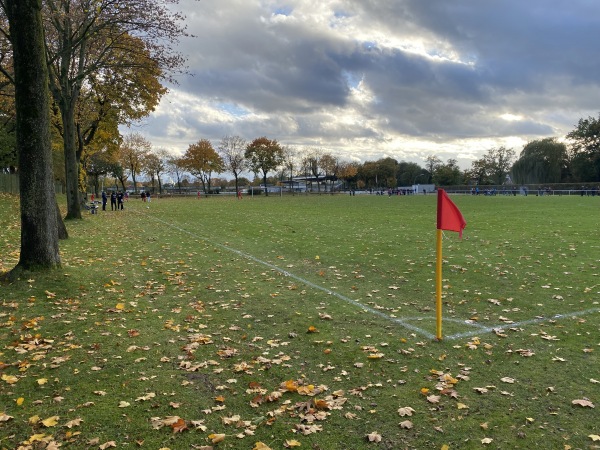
[134,0,600,168]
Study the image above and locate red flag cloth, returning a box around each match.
[437,189,466,238]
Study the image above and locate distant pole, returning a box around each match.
[435,228,443,340]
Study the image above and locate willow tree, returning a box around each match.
[1,0,60,277]
[43,0,188,219]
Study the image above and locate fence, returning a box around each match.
[0,174,64,195]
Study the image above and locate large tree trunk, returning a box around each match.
[62,103,83,219]
[5,0,61,276]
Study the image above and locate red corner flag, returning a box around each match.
[437,189,466,238]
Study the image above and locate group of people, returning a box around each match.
[100,191,125,211]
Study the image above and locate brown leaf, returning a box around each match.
[171,418,188,433]
[572,399,595,408]
[399,420,413,429]
[366,431,382,442]
[426,395,441,404]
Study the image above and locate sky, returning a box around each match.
[133,0,600,169]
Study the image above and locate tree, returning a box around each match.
[120,133,151,193]
[337,161,358,190]
[166,154,186,193]
[280,146,299,194]
[85,148,118,195]
[566,115,600,181]
[245,137,284,196]
[1,0,60,277]
[468,147,515,185]
[218,135,247,195]
[485,147,516,185]
[39,0,188,219]
[511,138,569,184]
[397,161,424,186]
[432,159,462,186]
[320,153,339,191]
[183,139,223,193]
[424,155,442,183]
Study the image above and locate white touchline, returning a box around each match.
[142,212,600,342]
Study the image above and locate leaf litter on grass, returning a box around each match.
[1,196,599,449]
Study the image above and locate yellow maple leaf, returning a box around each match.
[42,415,59,427]
[27,433,49,443]
[457,403,469,410]
[37,378,48,385]
[284,439,302,448]
[253,442,272,450]
[1,374,19,384]
[16,397,24,406]
[209,433,226,443]
[441,445,450,450]
[115,303,125,310]
[283,379,298,392]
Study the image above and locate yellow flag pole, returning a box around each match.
[436,228,443,340]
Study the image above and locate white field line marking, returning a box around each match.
[143,213,600,341]
[445,307,600,340]
[147,215,436,339]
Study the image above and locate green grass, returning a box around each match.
[1,192,599,449]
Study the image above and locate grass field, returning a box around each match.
[0,192,599,449]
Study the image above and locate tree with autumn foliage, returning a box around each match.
[37,0,187,220]
[120,133,151,193]
[183,139,224,194]
[337,161,359,190]
[245,137,284,196]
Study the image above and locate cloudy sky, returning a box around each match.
[134,0,600,169]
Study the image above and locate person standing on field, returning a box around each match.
[110,192,117,211]
[101,191,107,211]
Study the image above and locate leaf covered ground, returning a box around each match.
[0,193,598,449]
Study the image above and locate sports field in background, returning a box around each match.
[0,192,598,449]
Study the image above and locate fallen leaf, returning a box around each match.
[481,437,493,444]
[366,431,382,442]
[397,406,415,417]
[500,377,515,384]
[253,443,272,450]
[589,435,600,441]
[427,395,441,404]
[284,439,302,448]
[399,420,413,429]
[171,418,188,433]
[1,374,19,384]
[209,433,226,444]
[99,442,117,449]
[65,418,83,428]
[42,415,59,427]
[0,412,14,422]
[572,399,595,408]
